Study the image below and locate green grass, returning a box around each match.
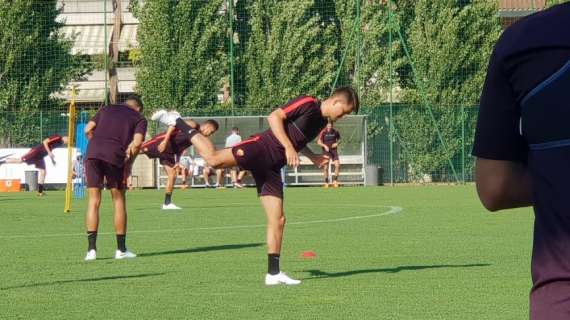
[0,186,533,319]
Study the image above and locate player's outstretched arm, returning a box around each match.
[317,132,329,152]
[42,138,55,161]
[475,158,533,212]
[158,126,176,153]
[125,133,145,163]
[268,109,299,167]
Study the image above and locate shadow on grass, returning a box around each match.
[304,263,491,280]
[1,273,165,291]
[138,243,263,258]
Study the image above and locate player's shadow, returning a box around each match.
[304,263,491,280]
[138,243,263,258]
[0,273,165,291]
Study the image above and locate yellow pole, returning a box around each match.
[64,86,77,213]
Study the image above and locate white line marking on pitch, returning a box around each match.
[0,205,402,240]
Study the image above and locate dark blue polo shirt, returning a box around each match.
[473,3,570,319]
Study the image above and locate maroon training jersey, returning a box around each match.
[86,104,147,167]
[24,135,63,160]
[261,96,327,152]
[143,127,195,156]
[320,128,340,147]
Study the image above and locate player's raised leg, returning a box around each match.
[151,111,237,169]
[187,132,238,169]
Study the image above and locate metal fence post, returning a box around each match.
[228,0,235,115]
[461,105,465,184]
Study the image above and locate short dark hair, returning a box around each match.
[332,86,359,114]
[126,94,144,111]
[204,119,219,131]
[232,127,239,132]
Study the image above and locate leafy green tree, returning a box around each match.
[0,0,89,146]
[244,0,338,112]
[394,0,501,180]
[134,0,226,113]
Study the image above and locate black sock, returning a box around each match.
[268,254,280,275]
[87,231,97,251]
[38,184,44,193]
[117,234,126,252]
[324,178,328,183]
[164,192,172,205]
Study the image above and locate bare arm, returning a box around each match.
[332,138,340,149]
[84,121,97,140]
[267,109,298,167]
[475,158,533,212]
[125,133,145,164]
[317,134,329,151]
[158,126,177,153]
[42,138,54,158]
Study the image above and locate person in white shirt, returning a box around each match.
[178,150,194,189]
[225,127,247,188]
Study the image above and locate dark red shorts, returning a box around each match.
[231,136,285,199]
[142,143,176,167]
[21,151,46,170]
[323,148,339,161]
[85,158,126,189]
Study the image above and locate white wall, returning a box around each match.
[0,148,79,184]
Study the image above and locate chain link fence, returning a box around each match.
[2,0,565,184]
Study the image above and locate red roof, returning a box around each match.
[499,0,546,11]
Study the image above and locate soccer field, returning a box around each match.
[0,186,532,319]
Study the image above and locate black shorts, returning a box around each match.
[231,136,285,199]
[323,148,339,161]
[21,150,46,170]
[85,159,126,189]
[143,144,176,167]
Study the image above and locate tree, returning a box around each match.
[244,0,338,112]
[393,0,501,180]
[0,0,89,146]
[134,0,227,113]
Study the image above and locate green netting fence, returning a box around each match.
[1,0,567,184]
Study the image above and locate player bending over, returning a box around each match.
[317,122,341,188]
[152,87,359,285]
[83,95,147,261]
[0,135,69,196]
[141,119,219,209]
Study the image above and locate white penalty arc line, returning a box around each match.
[0,206,402,240]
